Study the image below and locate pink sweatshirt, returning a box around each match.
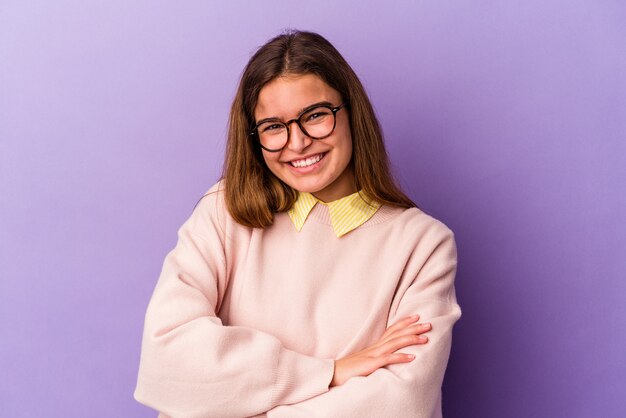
[134,180,462,418]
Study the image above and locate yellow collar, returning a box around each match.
[288,190,381,237]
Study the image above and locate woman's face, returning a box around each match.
[254,73,356,203]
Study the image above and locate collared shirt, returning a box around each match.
[287,190,382,237]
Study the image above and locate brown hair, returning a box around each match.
[221,29,416,228]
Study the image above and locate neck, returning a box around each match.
[311,168,357,203]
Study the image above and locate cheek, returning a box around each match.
[261,152,282,174]
[337,130,353,162]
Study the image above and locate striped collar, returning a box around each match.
[287,190,382,237]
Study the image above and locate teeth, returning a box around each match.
[290,153,324,168]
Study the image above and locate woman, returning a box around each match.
[134,30,461,418]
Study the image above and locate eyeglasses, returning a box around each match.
[250,102,347,152]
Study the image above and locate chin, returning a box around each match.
[285,178,332,194]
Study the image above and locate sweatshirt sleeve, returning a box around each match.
[133,186,335,418]
[265,223,462,418]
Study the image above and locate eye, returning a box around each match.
[260,123,284,133]
[304,108,331,123]
[307,112,322,121]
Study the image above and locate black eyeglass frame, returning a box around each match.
[249,102,348,152]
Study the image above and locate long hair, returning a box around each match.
[221,29,416,228]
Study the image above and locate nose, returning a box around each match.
[285,120,312,152]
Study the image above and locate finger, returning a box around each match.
[373,352,416,370]
[381,315,421,340]
[399,322,432,337]
[392,333,428,350]
[378,323,431,347]
[380,320,430,345]
[387,315,420,331]
[373,334,428,357]
[388,352,416,365]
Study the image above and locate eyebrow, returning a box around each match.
[255,101,333,126]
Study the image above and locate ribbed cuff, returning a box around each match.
[270,348,335,407]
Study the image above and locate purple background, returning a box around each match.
[1,1,625,417]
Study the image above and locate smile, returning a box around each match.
[289,152,326,168]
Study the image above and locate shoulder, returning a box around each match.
[393,205,454,239]
[385,205,456,256]
[205,178,226,195]
[183,179,231,238]
[195,179,227,211]
[198,178,226,202]
[192,178,257,239]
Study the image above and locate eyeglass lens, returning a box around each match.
[256,106,336,151]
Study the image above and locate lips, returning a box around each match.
[287,152,327,168]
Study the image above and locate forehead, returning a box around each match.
[254,73,341,120]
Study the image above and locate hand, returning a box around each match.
[330,314,431,387]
